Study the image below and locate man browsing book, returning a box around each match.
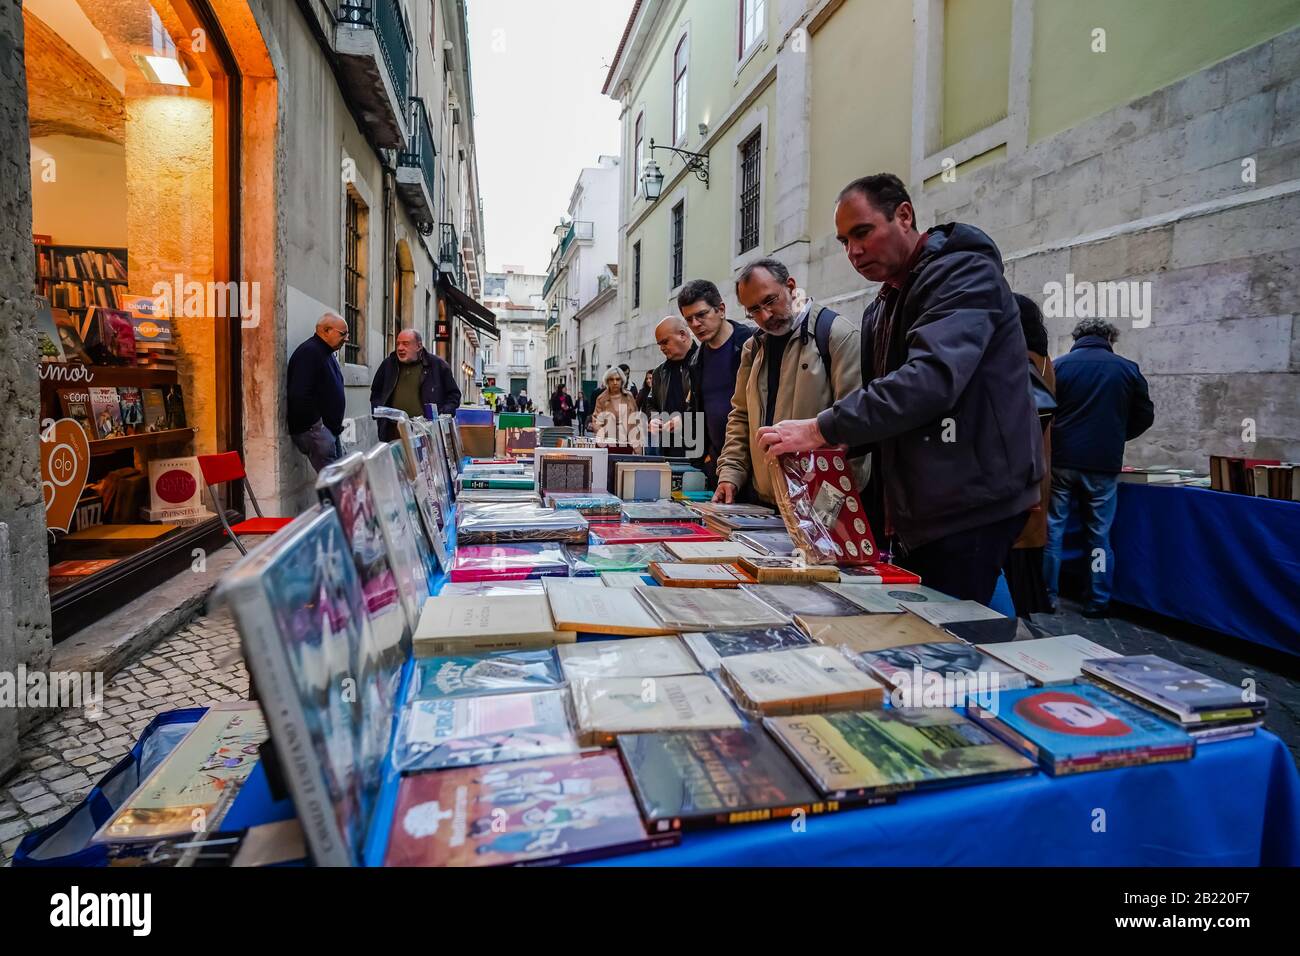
[369,328,462,441]
[286,312,348,473]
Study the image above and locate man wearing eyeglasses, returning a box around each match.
[287,312,349,472]
[645,316,698,458]
[713,259,866,505]
[677,280,754,487]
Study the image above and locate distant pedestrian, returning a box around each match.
[1043,318,1155,618]
[550,383,574,427]
[287,312,348,472]
[368,328,462,441]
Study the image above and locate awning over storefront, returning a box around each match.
[439,276,499,340]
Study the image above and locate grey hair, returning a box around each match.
[735,257,791,294]
[398,327,424,346]
[602,365,626,388]
[1071,318,1120,344]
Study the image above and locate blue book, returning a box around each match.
[455,407,494,426]
[968,682,1195,776]
[410,649,564,701]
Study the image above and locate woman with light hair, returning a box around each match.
[593,366,641,449]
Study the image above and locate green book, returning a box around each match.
[497,413,536,429]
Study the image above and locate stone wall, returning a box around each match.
[0,1,51,774]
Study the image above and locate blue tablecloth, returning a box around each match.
[1065,484,1300,656]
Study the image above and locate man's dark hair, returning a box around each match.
[677,279,724,312]
[1072,319,1120,344]
[735,258,791,295]
[838,173,913,222]
[1014,294,1049,356]
[618,363,631,374]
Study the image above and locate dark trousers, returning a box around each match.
[897,511,1029,605]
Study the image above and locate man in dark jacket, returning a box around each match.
[680,279,755,486]
[287,312,349,472]
[645,317,698,459]
[369,328,462,442]
[1043,319,1154,617]
[758,173,1043,604]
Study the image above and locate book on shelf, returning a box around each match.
[617,728,858,832]
[413,594,576,656]
[117,386,145,435]
[88,386,125,439]
[572,674,743,747]
[647,562,755,588]
[543,578,677,636]
[57,388,95,442]
[721,645,885,716]
[36,295,64,362]
[764,708,1037,800]
[968,683,1196,776]
[141,388,169,433]
[976,635,1119,686]
[682,626,814,672]
[53,307,93,363]
[557,636,701,681]
[391,689,578,774]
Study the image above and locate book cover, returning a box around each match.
[682,626,813,671]
[977,635,1120,686]
[543,578,676,636]
[837,563,923,585]
[160,384,187,429]
[54,308,93,363]
[635,586,792,631]
[737,556,840,585]
[94,703,267,844]
[213,506,378,866]
[538,454,592,494]
[969,684,1195,774]
[600,572,653,589]
[558,637,701,681]
[732,531,797,557]
[414,594,575,656]
[765,708,1037,798]
[621,500,694,523]
[721,646,885,716]
[57,389,95,442]
[563,543,672,575]
[859,642,1030,703]
[117,386,145,435]
[36,295,65,362]
[88,386,124,439]
[664,541,764,564]
[591,522,723,545]
[392,689,578,773]
[741,583,867,619]
[536,446,610,493]
[904,600,1015,644]
[448,543,570,582]
[362,443,432,635]
[384,752,678,866]
[457,508,588,545]
[706,515,790,533]
[616,462,672,501]
[1080,655,1267,718]
[796,612,953,655]
[546,492,623,518]
[768,447,877,565]
[411,649,564,701]
[572,675,743,747]
[389,442,441,583]
[824,583,957,614]
[648,562,754,588]
[438,580,546,597]
[140,388,168,432]
[617,728,846,832]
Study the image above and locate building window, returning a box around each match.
[634,112,645,197]
[672,35,689,144]
[738,130,761,254]
[740,0,766,58]
[513,344,526,366]
[344,187,367,365]
[670,202,685,290]
[632,241,642,309]
[483,345,493,366]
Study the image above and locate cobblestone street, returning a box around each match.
[0,612,247,864]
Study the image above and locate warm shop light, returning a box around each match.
[134,54,191,87]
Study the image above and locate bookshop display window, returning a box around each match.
[28,0,241,638]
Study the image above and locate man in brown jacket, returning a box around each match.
[714,258,867,505]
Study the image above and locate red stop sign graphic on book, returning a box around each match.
[156,469,197,504]
[148,457,204,513]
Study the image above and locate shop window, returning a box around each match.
[27,0,239,637]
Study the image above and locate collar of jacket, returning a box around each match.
[1071,335,1114,353]
[689,320,744,363]
[752,300,816,349]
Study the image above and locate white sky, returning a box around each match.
[467,0,633,276]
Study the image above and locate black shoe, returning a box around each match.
[1082,605,1110,619]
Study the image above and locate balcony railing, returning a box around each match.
[438,223,465,289]
[334,0,411,148]
[396,97,436,232]
[545,311,558,331]
[338,1,410,106]
[545,356,558,370]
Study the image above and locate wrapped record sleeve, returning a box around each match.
[767,447,877,565]
[449,542,571,582]
[456,507,589,545]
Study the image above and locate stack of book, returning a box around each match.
[1080,655,1267,743]
[537,425,575,447]
[544,491,623,520]
[1209,455,1298,498]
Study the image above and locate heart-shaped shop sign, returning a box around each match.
[41,418,91,533]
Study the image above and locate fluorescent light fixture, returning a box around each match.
[134,54,191,87]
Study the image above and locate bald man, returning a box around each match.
[644,316,696,458]
[287,312,348,472]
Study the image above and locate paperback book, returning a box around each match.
[737,556,840,585]
[634,585,793,632]
[543,578,677,636]
[448,542,571,582]
[859,642,1031,705]
[648,562,755,588]
[572,675,743,747]
[976,635,1119,686]
[741,583,867,619]
[904,600,1016,643]
[837,564,923,585]
[823,583,957,614]
[558,636,701,681]
[663,541,764,564]
[721,646,885,716]
[414,594,576,656]
[682,626,814,671]
[410,648,564,701]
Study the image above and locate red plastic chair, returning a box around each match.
[197,452,294,555]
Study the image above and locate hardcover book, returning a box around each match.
[904,600,1016,643]
[57,389,95,441]
[93,702,267,844]
[538,454,593,494]
[741,584,868,619]
[214,506,380,866]
[88,386,124,439]
[362,443,432,635]
[448,543,571,582]
[648,562,755,588]
[823,583,957,614]
[563,543,672,576]
[721,646,885,716]
[1080,655,1268,721]
[572,675,743,746]
[765,708,1037,798]
[621,500,694,523]
[732,531,797,557]
[543,578,677,636]
[968,683,1196,775]
[456,507,589,545]
[591,522,723,545]
[414,594,576,656]
[392,689,578,773]
[837,564,923,585]
[635,586,792,631]
[977,635,1120,686]
[411,648,564,700]
[557,636,701,681]
[663,541,764,564]
[617,728,849,832]
[737,556,840,585]
[795,612,955,655]
[859,642,1031,704]
[768,447,877,565]
[535,446,610,493]
[384,752,679,866]
[682,626,814,671]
